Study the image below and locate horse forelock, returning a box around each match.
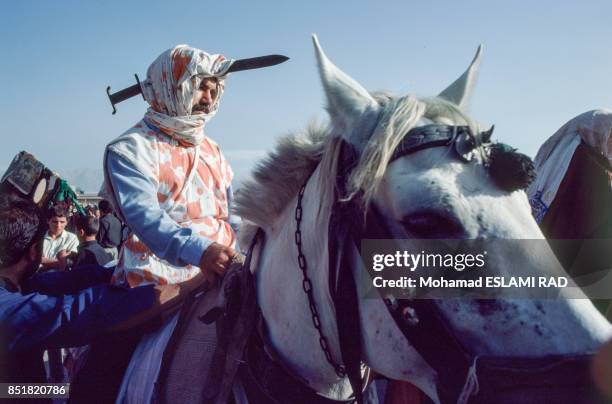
[344,95,483,208]
[234,94,482,238]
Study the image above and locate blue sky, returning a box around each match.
[2,0,612,185]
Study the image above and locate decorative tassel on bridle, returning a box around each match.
[486,143,536,192]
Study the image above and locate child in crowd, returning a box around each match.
[71,215,113,268]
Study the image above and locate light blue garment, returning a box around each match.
[106,152,239,267]
[115,313,179,404]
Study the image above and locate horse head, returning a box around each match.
[235,36,612,403]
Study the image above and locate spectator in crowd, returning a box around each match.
[72,215,113,267]
[85,206,94,217]
[40,205,79,272]
[85,205,101,218]
[0,195,207,391]
[39,205,80,382]
[97,199,122,260]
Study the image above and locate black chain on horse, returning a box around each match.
[295,183,347,378]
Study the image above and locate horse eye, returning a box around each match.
[401,211,465,239]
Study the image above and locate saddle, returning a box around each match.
[154,234,260,404]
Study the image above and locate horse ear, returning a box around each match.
[312,35,379,134]
[438,45,482,110]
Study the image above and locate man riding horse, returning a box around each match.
[71,45,287,402]
[103,45,239,289]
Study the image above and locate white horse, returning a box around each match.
[234,36,612,403]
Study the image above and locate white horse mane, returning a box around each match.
[233,95,478,240]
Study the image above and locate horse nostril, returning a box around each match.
[401,211,465,239]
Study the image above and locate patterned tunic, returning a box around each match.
[106,120,235,287]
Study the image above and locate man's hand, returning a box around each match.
[56,250,70,271]
[199,242,236,278]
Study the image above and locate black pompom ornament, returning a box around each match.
[488,143,536,192]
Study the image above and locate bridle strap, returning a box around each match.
[390,124,495,164]
[330,220,365,404]
[390,124,467,162]
[328,141,367,403]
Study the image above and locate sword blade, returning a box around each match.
[107,55,289,114]
[227,55,289,73]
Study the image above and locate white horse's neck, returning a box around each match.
[253,164,439,401]
[254,164,352,398]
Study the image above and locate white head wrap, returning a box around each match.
[528,109,612,222]
[140,44,234,146]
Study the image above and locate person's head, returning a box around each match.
[47,205,68,237]
[142,45,231,118]
[0,195,46,282]
[191,77,220,115]
[75,215,99,241]
[98,199,113,216]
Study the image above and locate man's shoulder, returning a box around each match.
[111,126,156,147]
[107,213,121,224]
[201,136,226,160]
[82,241,104,254]
[203,135,220,148]
[101,214,121,228]
[61,231,78,243]
[112,121,176,147]
[106,122,173,168]
[63,230,78,238]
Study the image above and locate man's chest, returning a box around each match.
[43,234,73,258]
[156,145,226,207]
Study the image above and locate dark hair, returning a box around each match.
[75,215,99,237]
[98,200,113,214]
[48,204,68,220]
[0,195,46,268]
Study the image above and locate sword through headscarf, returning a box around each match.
[106,54,289,114]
